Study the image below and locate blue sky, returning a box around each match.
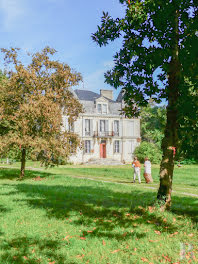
[0,0,126,100]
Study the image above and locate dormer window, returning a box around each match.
[97,103,108,114]
[97,104,102,114]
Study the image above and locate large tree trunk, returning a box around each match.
[20,148,26,179]
[157,9,180,210]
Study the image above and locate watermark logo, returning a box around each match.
[180,243,195,261]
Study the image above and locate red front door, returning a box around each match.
[100,143,106,158]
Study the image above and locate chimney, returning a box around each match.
[100,89,113,100]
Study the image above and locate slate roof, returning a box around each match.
[74,89,116,103]
[74,89,100,101]
[116,90,123,102]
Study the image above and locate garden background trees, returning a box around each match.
[0,47,83,178]
[92,0,198,209]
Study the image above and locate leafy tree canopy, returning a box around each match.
[92,0,197,117]
[92,0,197,209]
[0,47,83,177]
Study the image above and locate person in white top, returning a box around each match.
[143,157,153,183]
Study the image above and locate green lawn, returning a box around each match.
[0,163,197,263]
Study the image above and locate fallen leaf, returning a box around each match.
[134,248,137,251]
[32,249,35,253]
[188,233,194,237]
[125,213,130,216]
[23,256,28,260]
[102,240,106,246]
[80,237,86,240]
[149,239,158,243]
[162,254,171,262]
[76,254,85,259]
[111,249,120,253]
[163,218,167,222]
[169,232,178,237]
[173,218,176,223]
[63,235,70,241]
[49,262,55,264]
[148,206,154,213]
[123,232,127,237]
[141,257,149,262]
[154,230,161,235]
[87,230,93,233]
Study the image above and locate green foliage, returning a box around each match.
[177,80,198,161]
[92,0,197,117]
[0,47,83,177]
[134,141,162,164]
[179,158,197,165]
[140,103,166,148]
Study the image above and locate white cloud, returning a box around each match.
[0,0,26,31]
[75,60,115,93]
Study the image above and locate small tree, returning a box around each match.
[92,0,197,209]
[134,141,162,164]
[0,47,83,178]
[140,104,166,148]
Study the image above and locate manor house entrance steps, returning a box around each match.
[84,158,124,166]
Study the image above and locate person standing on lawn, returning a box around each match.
[143,157,153,183]
[132,157,141,183]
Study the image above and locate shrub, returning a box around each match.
[134,141,162,164]
[179,158,197,165]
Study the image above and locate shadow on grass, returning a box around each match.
[0,236,66,264]
[0,205,6,238]
[9,183,187,238]
[0,168,53,180]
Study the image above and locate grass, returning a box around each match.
[0,162,197,263]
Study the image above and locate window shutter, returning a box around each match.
[90,119,93,136]
[84,119,87,137]
[119,120,122,137]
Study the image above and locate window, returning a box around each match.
[85,119,90,136]
[85,140,91,153]
[114,120,119,136]
[97,103,108,114]
[114,140,120,153]
[69,140,76,154]
[100,120,106,132]
[100,120,108,132]
[97,104,102,113]
[102,104,107,114]
[69,122,74,132]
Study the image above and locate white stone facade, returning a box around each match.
[64,89,141,164]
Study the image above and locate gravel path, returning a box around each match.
[0,166,197,198]
[67,175,198,198]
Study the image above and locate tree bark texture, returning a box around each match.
[20,148,26,179]
[157,9,180,210]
